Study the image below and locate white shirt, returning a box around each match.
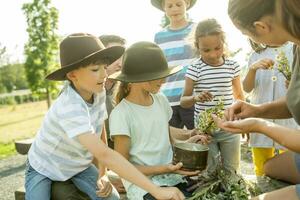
[28,84,107,181]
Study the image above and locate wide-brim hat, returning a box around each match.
[151,0,197,11]
[46,33,125,81]
[109,41,182,83]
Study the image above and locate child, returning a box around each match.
[25,33,185,200]
[152,0,197,129]
[180,18,245,175]
[108,41,209,199]
[99,34,126,149]
[243,41,298,178]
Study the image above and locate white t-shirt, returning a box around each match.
[109,93,173,190]
[28,83,107,181]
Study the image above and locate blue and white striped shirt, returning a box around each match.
[154,22,196,106]
[28,83,107,181]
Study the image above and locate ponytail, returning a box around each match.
[115,82,131,104]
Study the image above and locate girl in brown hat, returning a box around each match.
[25,33,185,200]
[109,41,209,199]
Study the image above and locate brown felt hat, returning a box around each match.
[108,41,182,83]
[46,33,124,81]
[151,0,197,11]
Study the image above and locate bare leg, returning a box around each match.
[264,151,300,184]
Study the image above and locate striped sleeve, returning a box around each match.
[233,61,241,77]
[58,103,93,138]
[186,64,199,81]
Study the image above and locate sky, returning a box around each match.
[0,0,251,65]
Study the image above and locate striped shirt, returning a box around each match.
[28,83,107,181]
[154,22,196,106]
[186,58,240,122]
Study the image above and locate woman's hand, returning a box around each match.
[285,79,290,89]
[152,186,185,200]
[225,100,260,121]
[194,91,214,103]
[250,58,274,71]
[96,175,113,197]
[212,114,266,134]
[166,162,200,176]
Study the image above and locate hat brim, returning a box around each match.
[108,65,182,83]
[151,0,197,11]
[45,46,125,81]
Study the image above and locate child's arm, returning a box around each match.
[232,76,245,101]
[243,58,274,93]
[169,126,210,144]
[77,133,184,199]
[113,135,199,176]
[180,77,213,108]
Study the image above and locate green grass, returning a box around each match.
[0,101,47,158]
[0,142,16,159]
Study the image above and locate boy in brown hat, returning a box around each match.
[25,33,185,200]
[152,0,197,130]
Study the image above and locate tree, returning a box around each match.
[22,0,59,108]
[0,63,29,93]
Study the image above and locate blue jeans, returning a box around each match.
[25,160,120,200]
[206,131,240,175]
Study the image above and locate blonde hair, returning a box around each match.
[115,82,131,104]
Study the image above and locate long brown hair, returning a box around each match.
[228,0,300,39]
[276,0,300,39]
[228,0,275,34]
[115,82,131,104]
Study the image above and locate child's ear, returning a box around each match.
[66,71,77,82]
[253,21,270,36]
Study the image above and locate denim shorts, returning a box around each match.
[294,153,300,198]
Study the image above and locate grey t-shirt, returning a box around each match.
[287,45,300,125]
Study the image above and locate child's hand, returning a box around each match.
[194,91,213,103]
[166,162,200,176]
[96,176,113,198]
[152,186,185,200]
[285,79,290,89]
[250,58,274,71]
[187,134,211,144]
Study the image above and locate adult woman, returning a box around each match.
[213,0,300,199]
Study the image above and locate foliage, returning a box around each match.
[0,143,16,159]
[0,63,28,93]
[186,168,262,200]
[197,98,224,134]
[22,0,60,107]
[276,51,292,81]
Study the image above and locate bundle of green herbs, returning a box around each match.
[185,168,261,200]
[196,98,224,135]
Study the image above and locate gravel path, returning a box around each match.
[0,154,27,200]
